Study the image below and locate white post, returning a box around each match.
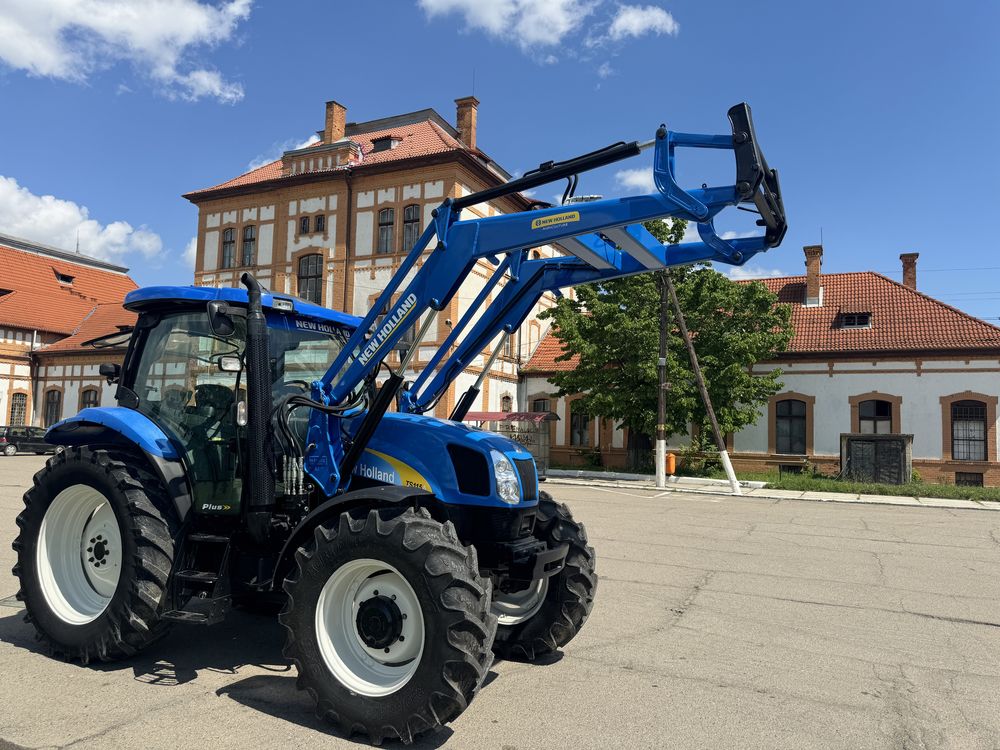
[655,439,666,488]
[719,449,741,495]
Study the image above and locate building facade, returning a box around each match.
[0,234,136,428]
[184,97,560,418]
[524,246,1000,485]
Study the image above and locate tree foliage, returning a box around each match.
[539,218,793,442]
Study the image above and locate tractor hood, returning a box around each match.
[357,412,538,509]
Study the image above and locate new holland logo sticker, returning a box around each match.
[531,210,580,231]
[358,293,418,366]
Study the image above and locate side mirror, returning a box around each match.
[218,355,242,373]
[207,300,236,337]
[99,363,120,384]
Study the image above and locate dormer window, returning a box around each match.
[841,312,872,329]
[53,269,74,285]
[371,136,401,153]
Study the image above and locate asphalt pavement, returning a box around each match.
[1,455,998,749]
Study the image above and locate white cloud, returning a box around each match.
[597,61,614,78]
[0,0,251,103]
[0,175,163,264]
[247,133,321,171]
[418,0,596,51]
[183,236,198,267]
[608,4,679,40]
[726,265,786,281]
[615,167,655,193]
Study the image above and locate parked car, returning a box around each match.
[0,426,61,456]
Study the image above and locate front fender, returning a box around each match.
[46,407,193,520]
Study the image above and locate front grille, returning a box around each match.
[513,458,538,503]
[448,444,491,496]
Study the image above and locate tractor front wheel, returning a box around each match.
[492,493,597,661]
[12,447,177,662]
[280,507,496,745]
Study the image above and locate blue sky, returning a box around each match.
[1,1,998,319]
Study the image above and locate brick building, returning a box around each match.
[523,246,1000,486]
[184,97,560,418]
[0,234,136,428]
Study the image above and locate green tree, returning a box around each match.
[540,218,792,464]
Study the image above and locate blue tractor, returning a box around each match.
[12,105,785,744]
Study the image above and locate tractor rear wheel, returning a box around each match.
[280,507,496,745]
[492,493,597,661]
[12,447,177,662]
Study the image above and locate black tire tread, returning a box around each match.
[280,506,496,745]
[12,446,177,663]
[493,491,597,661]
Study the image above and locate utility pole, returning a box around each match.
[655,272,669,488]
[664,276,741,495]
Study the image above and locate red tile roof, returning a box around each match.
[38,303,136,355]
[0,242,136,335]
[186,119,469,197]
[751,271,1000,355]
[524,270,1000,372]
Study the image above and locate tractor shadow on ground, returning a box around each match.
[0,605,498,747]
[0,604,290,686]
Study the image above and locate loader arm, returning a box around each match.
[310,103,786,492]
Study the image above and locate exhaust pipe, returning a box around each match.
[241,273,275,544]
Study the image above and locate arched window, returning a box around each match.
[377,208,395,254]
[403,204,421,252]
[80,388,100,410]
[8,392,27,425]
[501,395,513,412]
[775,399,806,455]
[44,390,62,428]
[241,225,257,266]
[221,228,235,268]
[859,399,892,434]
[952,400,986,461]
[297,254,323,305]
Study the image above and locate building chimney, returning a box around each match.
[455,95,479,150]
[324,100,347,143]
[803,245,823,306]
[900,252,918,290]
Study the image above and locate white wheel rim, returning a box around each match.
[36,485,122,624]
[493,578,548,626]
[4,445,15,455]
[315,558,425,697]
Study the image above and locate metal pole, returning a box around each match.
[655,272,668,488]
[664,276,741,495]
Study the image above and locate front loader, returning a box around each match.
[12,104,785,744]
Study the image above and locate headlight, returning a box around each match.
[490,450,521,505]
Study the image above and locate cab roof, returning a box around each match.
[124,285,362,329]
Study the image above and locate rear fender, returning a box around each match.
[271,485,435,590]
[46,407,193,520]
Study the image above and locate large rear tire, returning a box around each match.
[12,447,177,663]
[492,492,597,661]
[280,507,496,745]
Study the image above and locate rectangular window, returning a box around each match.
[242,225,257,266]
[841,312,872,329]
[570,409,590,447]
[315,214,326,233]
[297,254,323,305]
[775,399,807,455]
[300,216,310,235]
[859,399,892,434]
[532,398,550,413]
[221,228,235,268]
[44,390,62,428]
[956,472,984,487]
[403,204,420,252]
[952,401,987,461]
[377,208,395,254]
